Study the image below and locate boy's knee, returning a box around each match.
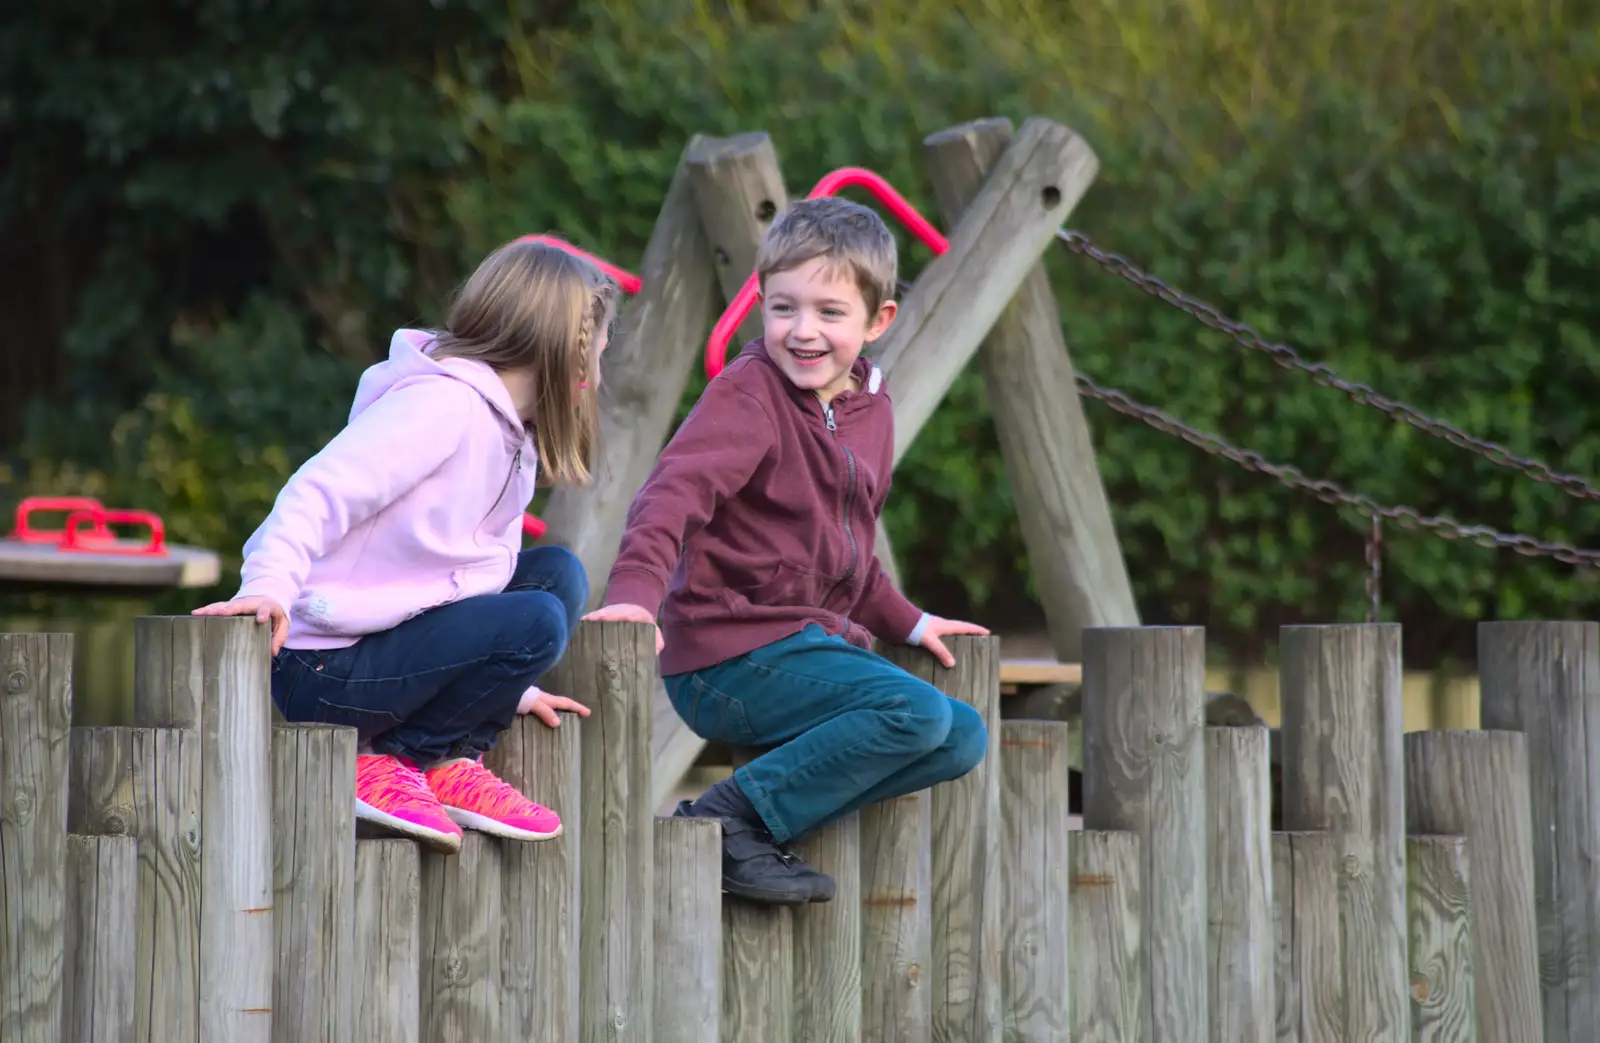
[894,684,954,755]
[943,701,989,777]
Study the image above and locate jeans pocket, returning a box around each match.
[684,675,756,747]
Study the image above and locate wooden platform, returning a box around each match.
[0,538,222,590]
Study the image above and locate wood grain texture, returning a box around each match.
[920,117,1135,661]
[1069,830,1143,1041]
[876,116,1098,466]
[1279,624,1409,1041]
[1271,832,1344,1041]
[862,645,937,1043]
[487,715,583,1043]
[538,139,719,606]
[1403,730,1542,1041]
[998,720,1072,1043]
[792,811,862,1043]
[0,632,72,1043]
[652,818,721,1043]
[1407,835,1477,1042]
[67,726,202,1043]
[1081,626,1207,1042]
[543,620,656,1043]
[420,834,503,1041]
[353,839,420,1043]
[1478,621,1600,1043]
[721,902,793,1043]
[686,129,788,346]
[63,833,137,1043]
[1205,727,1275,1043]
[270,723,356,1043]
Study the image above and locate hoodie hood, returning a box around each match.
[350,329,526,437]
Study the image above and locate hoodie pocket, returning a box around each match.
[740,559,840,609]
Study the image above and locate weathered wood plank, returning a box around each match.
[67,726,202,1043]
[0,632,73,1043]
[1271,831,1344,1041]
[687,130,787,348]
[920,116,1136,661]
[1081,626,1207,1041]
[652,818,721,1043]
[420,834,502,1041]
[1403,730,1542,1042]
[271,723,356,1043]
[792,811,861,1043]
[998,720,1072,1042]
[353,839,420,1043]
[1407,835,1477,1042]
[538,139,720,605]
[544,619,656,1043]
[63,833,138,1043]
[486,714,583,1043]
[1069,830,1143,1041]
[0,540,220,590]
[876,116,1098,466]
[1205,726,1274,1043]
[1279,624,1409,1041]
[1478,621,1600,1043]
[721,902,793,1043]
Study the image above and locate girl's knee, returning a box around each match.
[495,589,571,660]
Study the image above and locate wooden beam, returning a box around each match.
[538,138,720,609]
[921,118,1137,661]
[875,116,1099,467]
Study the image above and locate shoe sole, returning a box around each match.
[444,805,563,842]
[722,880,814,906]
[356,798,462,853]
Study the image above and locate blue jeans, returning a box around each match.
[664,623,988,844]
[270,546,588,768]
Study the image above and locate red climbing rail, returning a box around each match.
[702,167,950,380]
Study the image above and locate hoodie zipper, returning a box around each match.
[817,395,857,611]
[480,447,522,534]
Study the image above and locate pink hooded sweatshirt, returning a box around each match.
[233,329,538,650]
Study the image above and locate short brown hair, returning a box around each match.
[428,238,618,486]
[754,197,898,315]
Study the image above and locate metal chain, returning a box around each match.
[1055,229,1600,502]
[1073,374,1600,568]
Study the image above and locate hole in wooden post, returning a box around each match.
[714,247,731,266]
[756,199,777,221]
[1041,185,1062,208]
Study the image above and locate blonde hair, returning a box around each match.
[755,197,898,316]
[428,238,618,486]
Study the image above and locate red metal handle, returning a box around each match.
[511,235,643,296]
[11,496,110,544]
[60,508,168,556]
[703,168,952,380]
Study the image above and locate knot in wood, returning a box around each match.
[103,811,131,835]
[442,952,468,985]
[185,827,201,852]
[5,669,27,694]
[906,963,921,985]
[1339,854,1360,877]
[612,1009,626,1029]
[1410,972,1431,1001]
[9,787,35,824]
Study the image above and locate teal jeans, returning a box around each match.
[664,623,988,843]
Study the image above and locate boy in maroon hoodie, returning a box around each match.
[585,196,990,904]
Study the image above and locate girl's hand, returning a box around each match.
[917,616,991,669]
[192,596,290,654]
[582,602,663,653]
[517,686,592,728]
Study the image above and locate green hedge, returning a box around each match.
[4,1,1597,668]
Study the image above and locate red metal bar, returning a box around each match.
[703,168,951,379]
[60,508,168,557]
[511,234,643,295]
[11,496,110,545]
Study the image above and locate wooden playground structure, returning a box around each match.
[2,114,1595,1043]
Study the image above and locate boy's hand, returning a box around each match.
[192,596,290,654]
[917,616,991,669]
[582,603,664,653]
[517,685,592,728]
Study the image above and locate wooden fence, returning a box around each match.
[3,614,1596,1042]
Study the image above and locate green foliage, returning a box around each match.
[4,0,1599,667]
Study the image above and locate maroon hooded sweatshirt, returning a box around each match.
[602,338,927,676]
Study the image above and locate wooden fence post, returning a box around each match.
[1271,832,1344,1038]
[1081,626,1207,1042]
[1407,835,1478,1040]
[62,832,137,1043]
[1478,621,1600,1043]
[353,839,420,1043]
[1069,830,1143,1038]
[419,835,503,1040]
[1404,730,1542,1041]
[543,619,656,1043]
[0,631,72,1043]
[270,722,356,1043]
[1279,623,1409,1040]
[875,116,1099,469]
[687,130,786,350]
[999,720,1072,1042]
[920,116,1137,661]
[1204,726,1274,1043]
[538,138,720,603]
[792,811,861,1043]
[487,714,583,1043]
[652,817,721,1043]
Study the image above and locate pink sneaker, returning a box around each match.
[355,754,463,853]
[425,758,563,842]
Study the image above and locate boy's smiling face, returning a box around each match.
[760,256,897,404]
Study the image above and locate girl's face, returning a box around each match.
[760,256,896,404]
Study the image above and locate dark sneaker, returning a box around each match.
[674,799,835,905]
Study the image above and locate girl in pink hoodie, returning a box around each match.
[192,240,615,853]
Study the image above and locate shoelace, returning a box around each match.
[361,757,439,810]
